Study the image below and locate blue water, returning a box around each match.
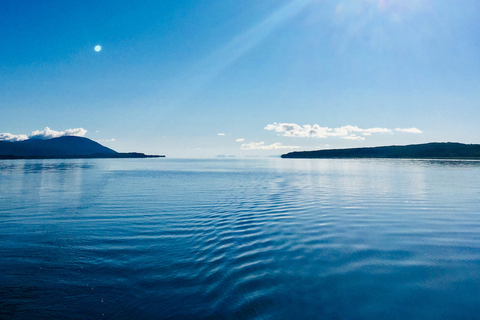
[1,158,480,319]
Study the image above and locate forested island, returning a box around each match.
[0,136,164,159]
[281,142,480,159]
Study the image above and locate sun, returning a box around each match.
[94,45,102,52]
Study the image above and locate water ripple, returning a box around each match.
[2,158,480,319]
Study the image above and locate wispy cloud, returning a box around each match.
[395,127,422,133]
[217,133,226,136]
[343,135,367,141]
[236,138,245,142]
[241,141,300,150]
[0,127,87,142]
[265,123,393,141]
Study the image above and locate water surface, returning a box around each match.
[1,158,480,319]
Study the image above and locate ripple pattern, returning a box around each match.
[1,158,480,319]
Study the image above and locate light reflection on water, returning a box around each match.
[1,158,480,319]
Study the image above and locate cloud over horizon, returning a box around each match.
[265,123,421,141]
[0,133,29,142]
[0,127,87,142]
[395,127,422,133]
[241,141,299,150]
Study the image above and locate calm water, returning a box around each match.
[1,158,480,319]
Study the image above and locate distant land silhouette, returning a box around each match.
[281,142,480,159]
[0,136,164,159]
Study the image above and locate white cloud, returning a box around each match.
[0,133,29,142]
[217,133,226,136]
[265,123,394,140]
[236,138,245,142]
[0,127,87,141]
[99,138,116,142]
[241,141,300,150]
[343,135,366,141]
[395,127,422,134]
[29,127,87,140]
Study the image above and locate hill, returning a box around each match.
[281,142,480,159]
[0,136,163,159]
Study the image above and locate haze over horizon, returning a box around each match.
[2,0,479,158]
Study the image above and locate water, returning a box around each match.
[1,158,480,319]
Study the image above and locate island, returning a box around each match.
[281,142,480,159]
[0,136,164,159]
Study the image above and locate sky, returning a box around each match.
[1,0,479,158]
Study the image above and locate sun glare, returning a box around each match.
[94,45,102,52]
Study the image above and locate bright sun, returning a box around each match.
[94,45,102,52]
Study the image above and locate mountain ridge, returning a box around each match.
[0,136,163,159]
[281,142,480,159]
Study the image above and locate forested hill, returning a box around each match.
[0,136,163,159]
[281,142,480,159]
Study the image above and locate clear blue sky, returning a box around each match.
[1,0,479,157]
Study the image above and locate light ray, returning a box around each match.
[167,0,310,106]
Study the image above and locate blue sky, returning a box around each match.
[1,0,479,157]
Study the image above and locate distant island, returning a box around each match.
[0,136,164,159]
[281,142,480,159]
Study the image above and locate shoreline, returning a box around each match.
[0,153,165,160]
